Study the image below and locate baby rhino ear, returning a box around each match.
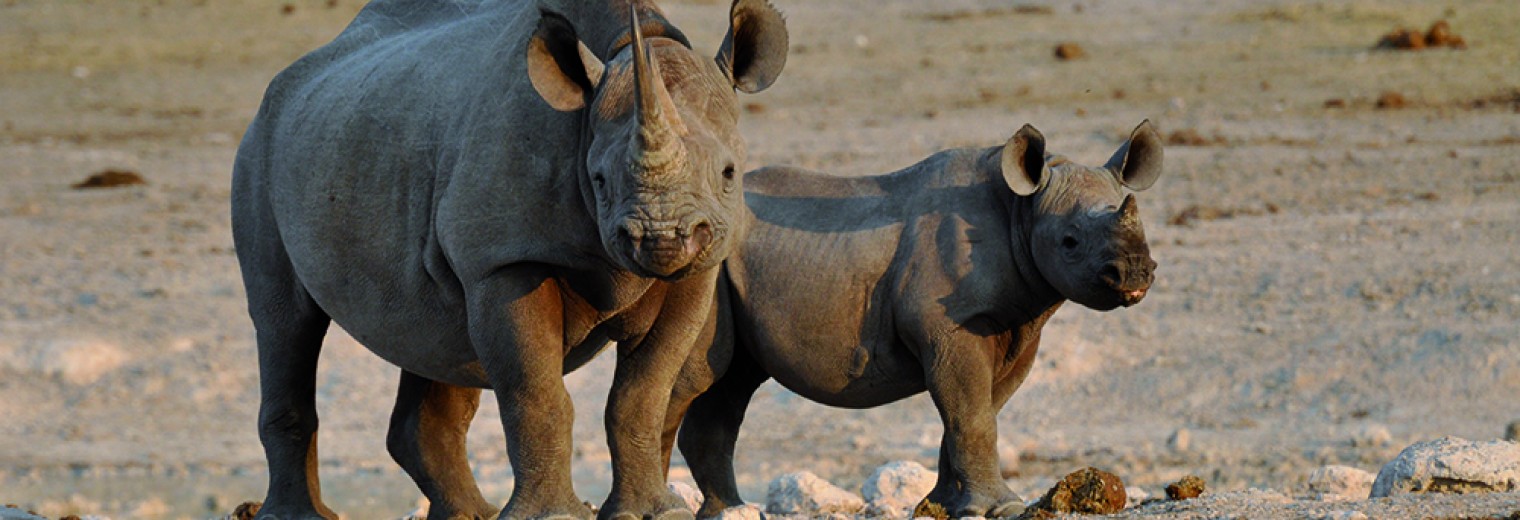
[1000,124,1047,196]
[1105,119,1164,191]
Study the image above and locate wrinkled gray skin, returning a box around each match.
[667,122,1164,519]
[230,0,786,518]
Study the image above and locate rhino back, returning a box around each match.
[233,0,590,384]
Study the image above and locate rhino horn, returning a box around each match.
[629,4,688,181]
[1116,193,1142,231]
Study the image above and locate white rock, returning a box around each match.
[1307,465,1375,500]
[0,506,47,520]
[713,503,764,520]
[1319,511,1368,520]
[1168,428,1191,452]
[765,471,865,515]
[669,481,704,514]
[861,460,937,517]
[1370,436,1520,497]
[28,339,129,385]
[1124,486,1151,507]
[1351,424,1392,448]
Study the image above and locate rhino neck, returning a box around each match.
[993,152,1066,317]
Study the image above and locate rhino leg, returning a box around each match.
[468,276,591,520]
[920,339,1025,519]
[600,275,718,520]
[675,345,769,519]
[388,370,498,520]
[246,276,337,519]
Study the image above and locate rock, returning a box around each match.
[999,442,1021,478]
[1320,511,1369,520]
[861,460,937,517]
[765,471,865,515]
[1370,436,1520,497]
[669,481,704,514]
[1022,467,1126,516]
[1351,424,1393,448]
[1165,475,1206,500]
[1505,420,1519,442]
[221,501,260,520]
[1124,486,1151,508]
[0,505,47,520]
[712,504,764,520]
[1375,91,1408,110]
[71,169,146,189]
[1307,465,1375,500]
[1168,428,1192,452]
[1053,42,1084,61]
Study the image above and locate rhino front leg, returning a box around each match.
[920,339,1024,519]
[601,276,718,520]
[469,276,591,520]
[388,370,497,520]
[249,292,338,520]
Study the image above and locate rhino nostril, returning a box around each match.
[1100,264,1123,288]
[689,220,713,250]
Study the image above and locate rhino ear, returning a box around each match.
[1105,120,1164,191]
[1000,124,1047,196]
[716,0,788,93]
[527,10,606,111]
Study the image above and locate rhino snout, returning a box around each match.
[621,218,714,277]
[1101,254,1157,307]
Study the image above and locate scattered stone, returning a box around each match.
[1166,128,1225,147]
[71,169,146,189]
[280,3,296,15]
[669,481,704,514]
[224,501,260,520]
[861,460,937,517]
[911,499,949,520]
[743,102,767,114]
[1168,428,1192,452]
[1371,436,1520,497]
[1375,91,1408,110]
[1505,420,1520,442]
[1376,21,1466,50]
[1053,42,1085,61]
[1320,511,1369,520]
[712,504,763,520]
[1020,467,1126,517]
[999,442,1021,478]
[1124,486,1151,508]
[766,471,865,515]
[1307,465,1376,500]
[1166,475,1206,500]
[1324,98,1347,108]
[0,505,45,520]
[1352,424,1394,448]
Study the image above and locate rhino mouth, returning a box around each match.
[613,217,721,280]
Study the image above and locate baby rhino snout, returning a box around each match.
[1102,255,1157,306]
[622,219,713,277]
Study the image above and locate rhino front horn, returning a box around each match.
[629,5,688,181]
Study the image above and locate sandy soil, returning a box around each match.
[2,0,1518,518]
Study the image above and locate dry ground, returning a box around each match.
[1,0,1518,518]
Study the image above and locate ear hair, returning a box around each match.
[527,9,604,111]
[1000,124,1048,196]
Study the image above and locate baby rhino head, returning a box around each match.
[999,121,1164,311]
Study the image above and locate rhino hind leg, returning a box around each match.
[676,350,770,519]
[388,370,498,520]
[246,280,337,520]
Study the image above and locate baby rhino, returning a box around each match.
[669,122,1164,518]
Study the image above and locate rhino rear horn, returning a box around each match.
[1000,124,1047,196]
[527,10,605,111]
[717,0,788,93]
[1105,120,1164,191]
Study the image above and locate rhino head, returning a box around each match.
[527,0,787,279]
[999,121,1164,310]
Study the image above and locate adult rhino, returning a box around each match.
[230,0,786,518]
[669,122,1164,518]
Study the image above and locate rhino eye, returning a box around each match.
[1061,236,1079,249]
[722,164,736,181]
[593,174,606,191]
